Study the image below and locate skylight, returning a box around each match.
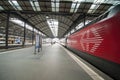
[85,20,91,24]
[70,0,84,13]
[88,4,100,13]
[102,0,120,11]
[0,6,4,10]
[34,28,39,34]
[47,19,58,37]
[30,0,41,11]
[75,22,84,30]
[8,0,22,10]
[51,0,59,12]
[71,29,75,33]
[34,29,45,35]
[10,18,33,31]
[10,18,46,36]
[88,0,105,13]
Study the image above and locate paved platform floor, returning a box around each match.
[0,43,113,80]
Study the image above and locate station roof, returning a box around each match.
[0,0,120,38]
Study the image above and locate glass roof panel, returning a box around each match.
[47,19,58,37]
[36,7,40,11]
[87,0,105,13]
[34,2,41,11]
[34,2,39,6]
[52,2,55,12]
[30,1,36,11]
[102,0,120,11]
[70,3,77,13]
[34,29,39,33]
[88,0,120,14]
[30,0,41,11]
[74,3,80,12]
[10,18,45,35]
[94,0,105,3]
[0,6,4,10]
[51,0,59,12]
[71,3,76,8]
[76,22,84,30]
[52,7,56,12]
[88,4,100,13]
[70,0,84,13]
[8,0,22,10]
[70,8,74,13]
[56,3,59,7]
[10,18,33,31]
[56,8,59,12]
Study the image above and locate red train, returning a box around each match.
[65,5,120,80]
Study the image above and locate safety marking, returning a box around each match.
[60,45,104,80]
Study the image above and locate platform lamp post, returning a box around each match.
[5,12,10,49]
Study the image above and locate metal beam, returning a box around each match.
[5,11,50,37]
[14,11,73,16]
[0,11,92,16]
[27,15,73,25]
[37,24,67,31]
[0,11,100,18]
[83,13,86,26]
[58,27,66,32]
[35,20,70,27]
[62,14,86,37]
[62,13,101,37]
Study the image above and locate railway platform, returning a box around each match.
[0,43,112,80]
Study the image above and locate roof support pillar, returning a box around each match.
[22,22,26,47]
[32,28,34,45]
[83,13,86,26]
[5,12,10,49]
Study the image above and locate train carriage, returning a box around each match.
[65,5,120,80]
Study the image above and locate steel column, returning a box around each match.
[83,13,86,26]
[23,22,26,47]
[5,12,10,49]
[32,28,34,45]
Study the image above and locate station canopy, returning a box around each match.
[0,0,120,38]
